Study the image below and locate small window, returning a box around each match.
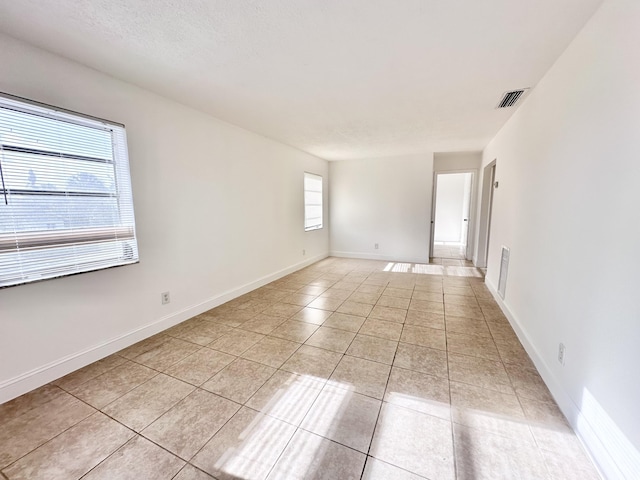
[304,172,323,231]
[0,93,139,288]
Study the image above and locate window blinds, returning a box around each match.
[304,172,323,231]
[0,93,139,288]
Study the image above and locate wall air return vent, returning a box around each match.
[498,246,510,299]
[496,89,529,108]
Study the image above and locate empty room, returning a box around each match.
[0,0,638,479]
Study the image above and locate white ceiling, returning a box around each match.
[0,0,602,160]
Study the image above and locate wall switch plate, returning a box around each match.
[374,243,379,249]
[302,249,306,256]
[161,291,170,305]
[558,343,566,365]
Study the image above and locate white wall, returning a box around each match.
[329,155,433,263]
[0,33,329,403]
[477,1,640,477]
[433,151,481,173]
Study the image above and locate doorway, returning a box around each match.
[430,172,474,260]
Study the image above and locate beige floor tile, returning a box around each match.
[384,366,451,420]
[448,352,514,394]
[409,299,445,315]
[376,295,411,309]
[208,329,265,355]
[404,309,445,329]
[133,337,201,370]
[3,412,133,480]
[53,354,127,392]
[504,363,555,403]
[117,333,169,360]
[495,341,537,370]
[201,358,275,404]
[362,457,425,480]
[291,306,334,324]
[487,321,519,343]
[192,407,296,480]
[443,285,475,296]
[370,403,455,480]
[393,343,448,378]
[369,305,407,323]
[445,303,484,320]
[332,280,362,292]
[102,373,195,431]
[348,291,381,305]
[320,288,352,301]
[241,336,300,368]
[69,361,156,409]
[301,384,381,453]
[446,331,500,360]
[280,345,343,380]
[269,320,319,343]
[323,312,366,332]
[414,283,444,294]
[246,370,324,426]
[164,348,235,386]
[346,334,398,365]
[142,389,240,460]
[383,287,413,299]
[329,355,391,399]
[445,315,492,337]
[444,294,480,307]
[453,423,549,480]
[82,435,184,480]
[357,284,386,295]
[305,326,356,353]
[410,290,443,303]
[450,381,529,440]
[297,285,329,296]
[0,392,95,468]
[400,324,446,350]
[238,314,287,335]
[266,429,366,480]
[173,464,216,480]
[209,310,259,328]
[0,384,67,423]
[170,321,234,346]
[307,296,344,312]
[542,449,601,480]
[358,319,403,341]
[337,300,374,317]
[281,293,317,307]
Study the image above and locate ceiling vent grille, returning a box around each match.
[496,89,529,108]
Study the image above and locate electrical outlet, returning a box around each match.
[302,249,306,256]
[161,291,170,305]
[374,243,379,250]
[558,343,566,365]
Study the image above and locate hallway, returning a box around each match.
[0,257,600,479]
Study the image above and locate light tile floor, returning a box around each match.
[0,257,601,480]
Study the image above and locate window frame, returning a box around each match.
[303,171,323,232]
[0,92,139,288]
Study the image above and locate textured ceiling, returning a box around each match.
[0,0,602,160]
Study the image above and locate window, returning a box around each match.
[0,93,139,288]
[304,172,323,231]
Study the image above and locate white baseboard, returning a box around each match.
[485,278,639,480]
[330,250,429,264]
[0,252,328,404]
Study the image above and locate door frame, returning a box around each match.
[475,160,496,268]
[429,169,478,261]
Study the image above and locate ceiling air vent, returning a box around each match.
[496,89,529,108]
